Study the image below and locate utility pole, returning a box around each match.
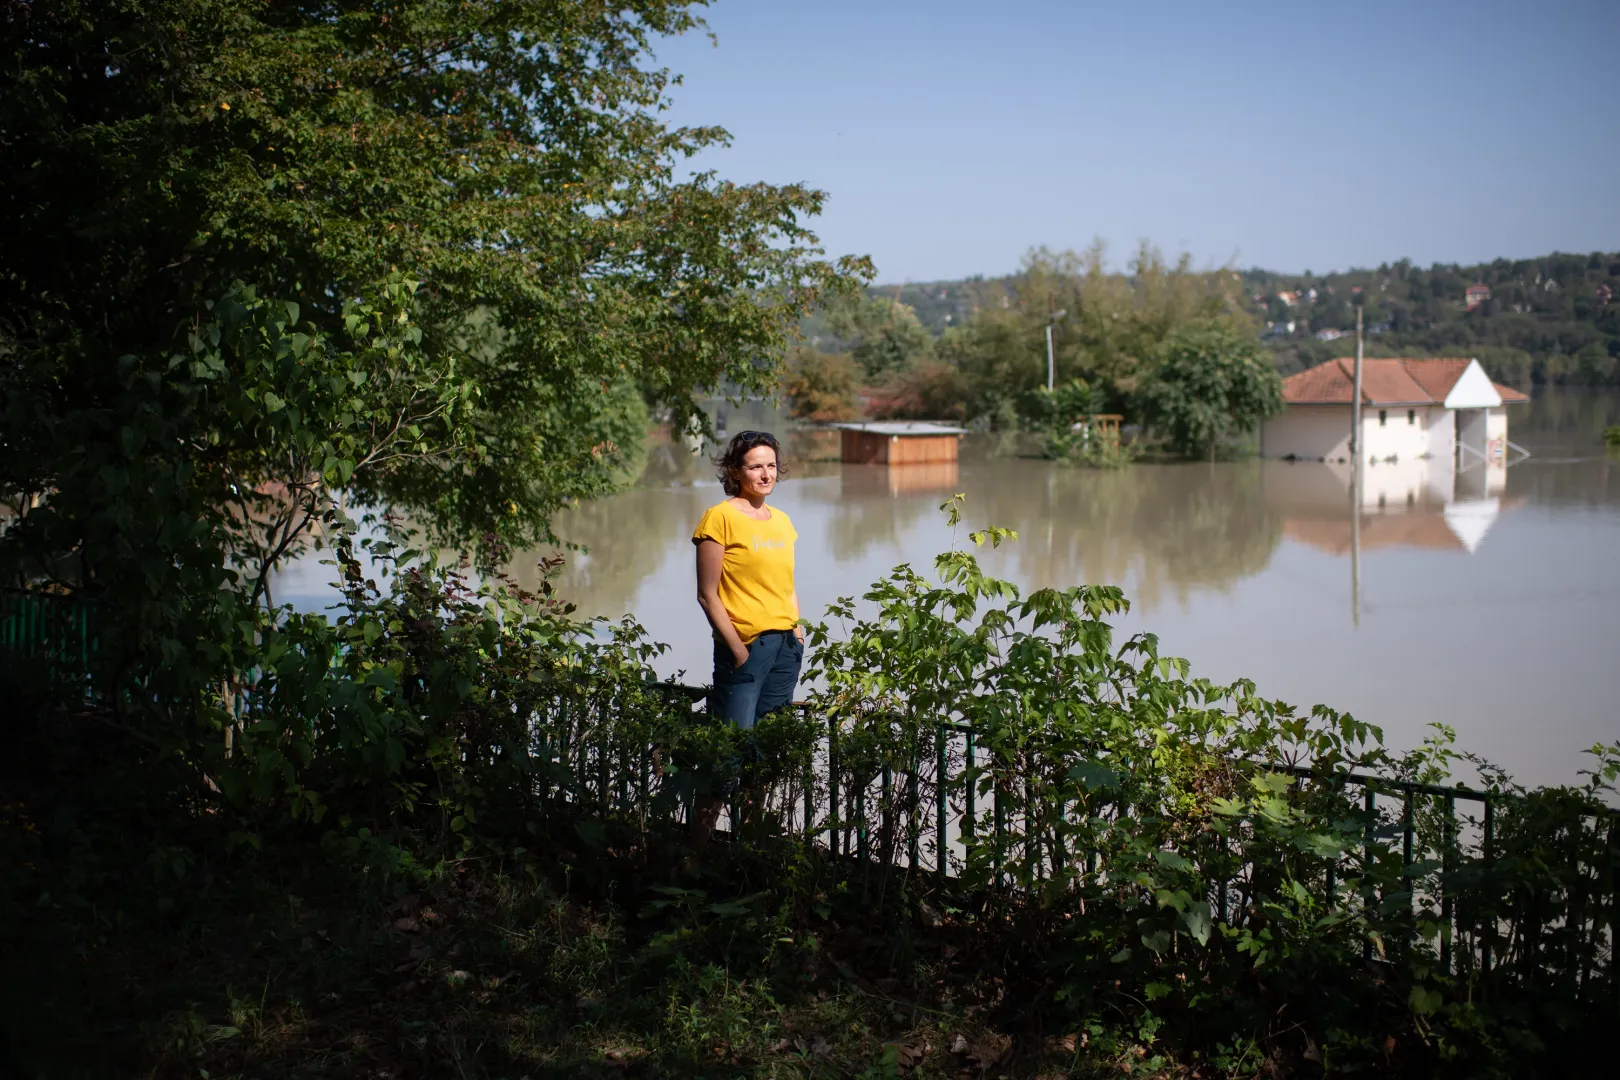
[1045,322,1056,392]
[1350,288,1365,459]
[1044,303,1067,392]
[1349,287,1365,626]
[1350,459,1362,627]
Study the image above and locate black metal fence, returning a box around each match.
[4,594,1615,1006]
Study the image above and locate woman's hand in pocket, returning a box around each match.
[730,642,750,668]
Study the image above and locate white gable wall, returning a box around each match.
[1443,360,1504,409]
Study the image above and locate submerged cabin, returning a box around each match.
[1261,357,1529,465]
[832,422,967,465]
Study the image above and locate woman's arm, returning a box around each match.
[789,589,804,644]
[696,539,749,666]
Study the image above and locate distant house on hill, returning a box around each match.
[1260,357,1528,465]
[1465,284,1491,311]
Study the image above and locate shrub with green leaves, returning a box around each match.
[1138,321,1285,460]
[801,495,1619,1074]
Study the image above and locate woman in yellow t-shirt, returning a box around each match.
[692,430,803,728]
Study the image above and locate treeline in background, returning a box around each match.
[786,245,1620,428]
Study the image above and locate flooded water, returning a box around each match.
[278,390,1620,789]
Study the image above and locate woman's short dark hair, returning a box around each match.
[714,430,786,497]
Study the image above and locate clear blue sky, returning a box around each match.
[652,0,1620,283]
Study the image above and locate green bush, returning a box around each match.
[1026,380,1134,465]
[800,495,1619,1075]
[6,499,1617,1076]
[782,347,863,422]
[1139,321,1285,460]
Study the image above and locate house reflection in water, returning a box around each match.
[1265,456,1522,557]
[840,460,961,498]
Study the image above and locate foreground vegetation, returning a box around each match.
[1,0,867,567]
[3,7,1616,1077]
[4,511,1616,1078]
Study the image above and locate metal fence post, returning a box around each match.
[1441,794,1456,974]
[1363,785,1376,963]
[936,725,948,883]
[1482,797,1495,978]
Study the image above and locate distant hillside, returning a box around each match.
[853,252,1620,387]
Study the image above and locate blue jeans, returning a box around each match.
[710,629,803,729]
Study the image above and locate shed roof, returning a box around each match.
[829,422,968,436]
[1281,358,1528,407]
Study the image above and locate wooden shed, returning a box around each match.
[833,422,967,465]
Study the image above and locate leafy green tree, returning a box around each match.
[1140,322,1283,460]
[824,296,935,379]
[865,359,973,422]
[0,0,867,562]
[782,347,861,422]
[932,242,1253,426]
[0,1,867,774]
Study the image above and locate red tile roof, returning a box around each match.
[1280,358,1528,406]
[1404,358,1471,401]
[1285,515,1466,554]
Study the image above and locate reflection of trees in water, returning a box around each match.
[1499,389,1620,508]
[1516,387,1620,451]
[1505,457,1618,510]
[639,438,713,489]
[510,416,848,619]
[506,486,714,620]
[500,449,1287,623]
[969,461,1283,613]
[962,429,1032,461]
[819,467,951,562]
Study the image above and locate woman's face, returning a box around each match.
[735,445,778,500]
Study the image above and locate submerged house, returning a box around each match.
[1260,357,1529,465]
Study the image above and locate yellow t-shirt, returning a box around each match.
[692,501,798,644]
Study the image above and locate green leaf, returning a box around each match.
[1408,985,1444,1015]
[707,893,767,917]
[1068,760,1120,792]
[1154,849,1193,872]
[1179,901,1213,946]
